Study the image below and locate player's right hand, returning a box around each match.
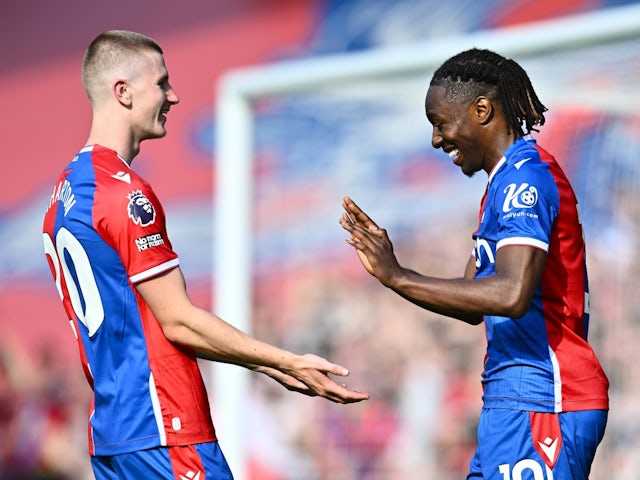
[285,354,369,404]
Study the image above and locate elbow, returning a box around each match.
[487,279,534,318]
[159,322,183,344]
[156,316,190,345]
[507,304,529,319]
[499,292,532,318]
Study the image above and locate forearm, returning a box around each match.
[135,268,295,370]
[196,351,258,370]
[196,351,278,377]
[385,267,519,323]
[195,353,299,387]
[166,305,297,372]
[137,268,369,403]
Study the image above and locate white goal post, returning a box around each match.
[211,4,640,479]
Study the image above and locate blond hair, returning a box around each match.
[81,30,163,104]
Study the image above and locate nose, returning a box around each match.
[167,84,180,105]
[431,127,443,149]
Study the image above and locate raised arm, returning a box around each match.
[135,267,369,404]
[340,196,546,324]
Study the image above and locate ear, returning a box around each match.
[113,79,132,107]
[474,96,494,125]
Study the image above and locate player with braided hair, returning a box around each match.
[340,48,608,479]
[430,48,547,136]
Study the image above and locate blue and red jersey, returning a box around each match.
[473,135,609,413]
[42,145,216,456]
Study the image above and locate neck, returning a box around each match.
[85,116,139,165]
[483,130,517,176]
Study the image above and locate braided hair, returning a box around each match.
[430,48,547,136]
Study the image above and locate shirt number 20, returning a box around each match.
[43,228,104,337]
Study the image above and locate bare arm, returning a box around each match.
[340,196,546,324]
[136,267,369,404]
[387,246,546,320]
[195,351,316,395]
[399,255,485,324]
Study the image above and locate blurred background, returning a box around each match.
[1,0,639,479]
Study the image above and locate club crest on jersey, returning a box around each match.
[127,190,156,226]
[502,183,539,212]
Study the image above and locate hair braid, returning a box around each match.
[430,48,547,136]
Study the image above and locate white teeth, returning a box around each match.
[447,149,459,158]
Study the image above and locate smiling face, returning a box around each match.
[425,85,489,178]
[424,49,542,178]
[127,50,179,142]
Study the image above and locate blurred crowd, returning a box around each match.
[243,203,640,480]
[0,339,92,479]
[2,177,639,480]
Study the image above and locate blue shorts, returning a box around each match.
[91,441,233,480]
[467,408,607,480]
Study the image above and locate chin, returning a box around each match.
[461,166,476,178]
[460,161,482,178]
[143,129,167,140]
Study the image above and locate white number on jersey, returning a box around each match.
[499,459,554,480]
[43,229,105,336]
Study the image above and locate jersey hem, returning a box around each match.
[482,397,609,412]
[91,431,217,457]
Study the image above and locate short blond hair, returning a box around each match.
[81,30,163,104]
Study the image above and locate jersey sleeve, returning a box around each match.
[93,174,179,284]
[493,161,559,252]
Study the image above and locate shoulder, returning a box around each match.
[496,145,556,192]
[88,148,155,199]
[89,150,162,224]
[490,146,560,212]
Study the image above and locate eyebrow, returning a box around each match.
[425,111,440,123]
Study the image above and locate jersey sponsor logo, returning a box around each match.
[127,190,156,226]
[49,179,76,216]
[135,232,166,251]
[502,183,539,212]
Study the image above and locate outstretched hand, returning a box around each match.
[280,353,369,404]
[255,365,315,396]
[201,353,368,404]
[339,196,401,286]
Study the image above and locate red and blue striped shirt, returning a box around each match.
[473,135,609,413]
[43,145,216,456]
